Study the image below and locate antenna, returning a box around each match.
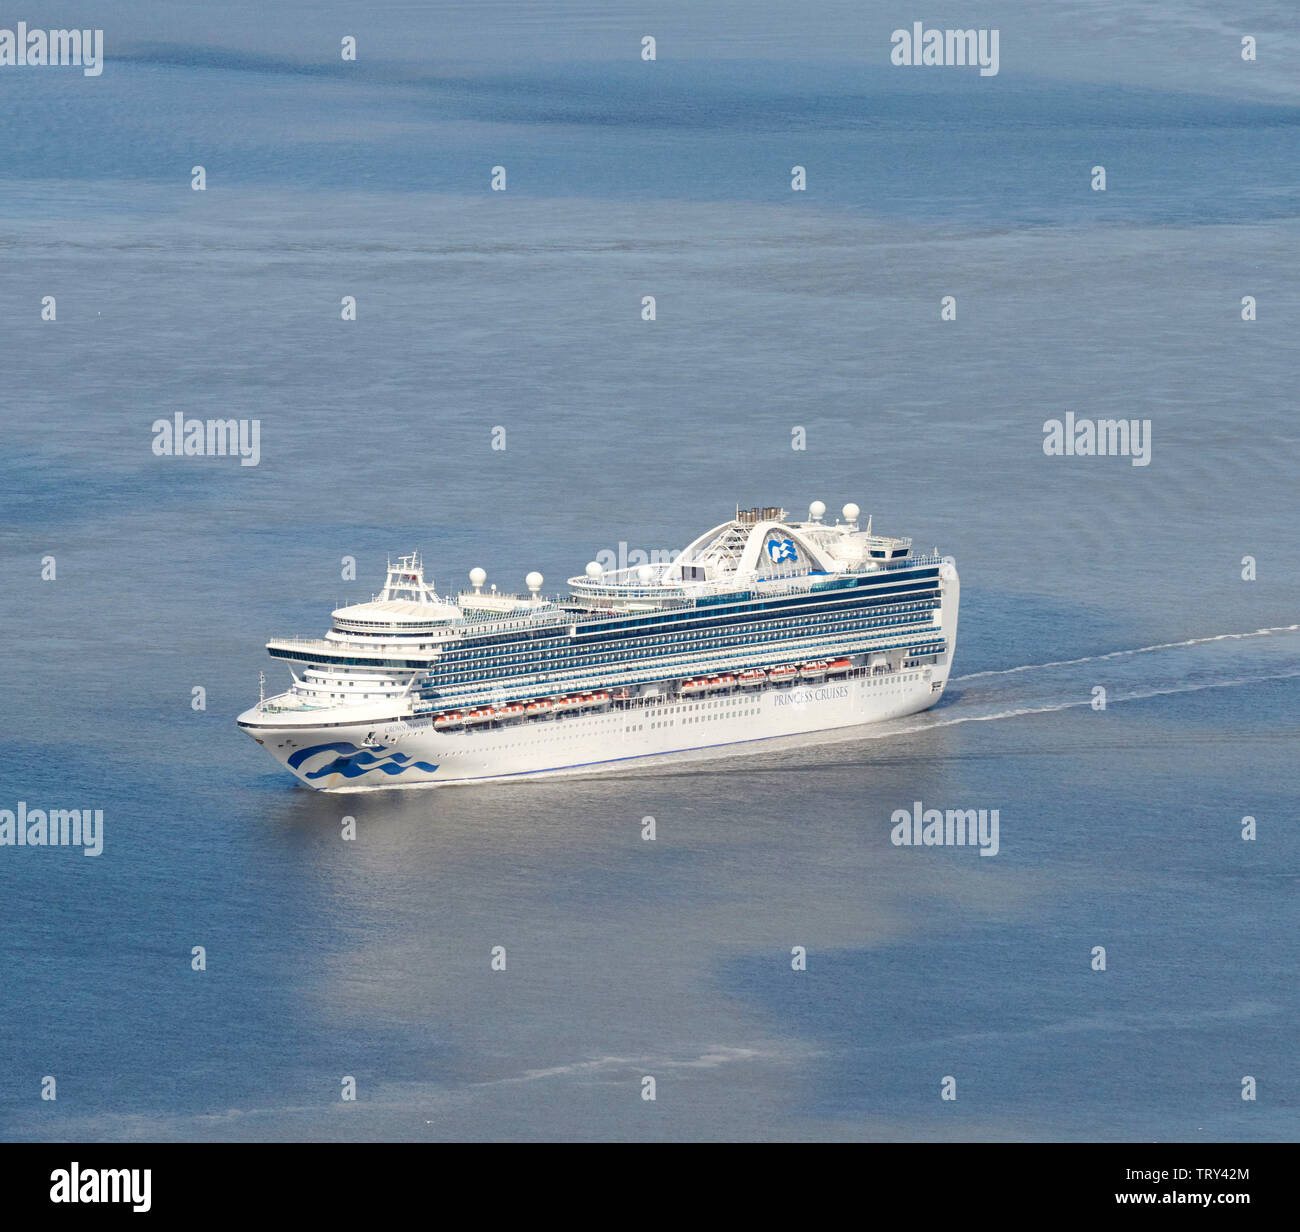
[258,671,265,705]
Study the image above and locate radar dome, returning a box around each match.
[842,502,860,524]
[636,564,654,584]
[809,500,826,522]
[469,567,486,590]
[585,561,602,579]
[525,571,543,593]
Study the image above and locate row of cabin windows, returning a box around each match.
[429,605,936,684]
[438,601,935,668]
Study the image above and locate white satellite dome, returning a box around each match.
[469,567,486,591]
[842,502,860,525]
[525,571,543,594]
[636,564,654,584]
[809,500,826,522]
[585,561,602,579]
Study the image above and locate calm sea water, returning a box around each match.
[1,3,1297,1141]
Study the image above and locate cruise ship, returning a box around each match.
[237,502,959,789]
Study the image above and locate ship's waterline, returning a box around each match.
[237,501,959,789]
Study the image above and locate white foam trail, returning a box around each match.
[873,669,1300,741]
[955,624,1300,681]
[484,1045,774,1086]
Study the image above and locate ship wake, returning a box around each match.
[875,622,1300,742]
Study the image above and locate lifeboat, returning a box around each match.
[464,708,495,724]
[711,674,736,691]
[800,661,828,679]
[767,664,798,682]
[737,669,766,688]
[825,657,853,676]
[587,691,612,709]
[433,711,464,730]
[610,687,631,702]
[552,695,583,712]
[496,703,525,720]
[524,699,552,716]
[679,678,711,696]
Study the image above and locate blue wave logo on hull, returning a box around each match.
[287,741,438,781]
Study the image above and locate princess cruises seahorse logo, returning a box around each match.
[287,742,438,781]
[767,537,798,563]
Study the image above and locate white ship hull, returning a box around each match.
[240,658,952,791]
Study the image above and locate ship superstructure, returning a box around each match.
[237,501,959,789]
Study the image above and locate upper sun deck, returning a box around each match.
[329,553,462,634]
[566,502,914,612]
